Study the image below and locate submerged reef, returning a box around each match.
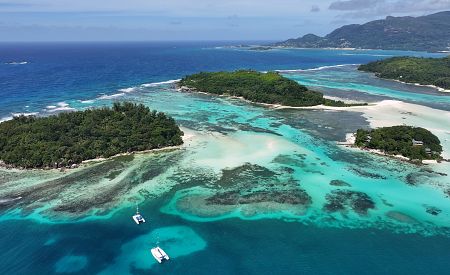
[329,180,351,187]
[0,150,184,218]
[169,162,313,219]
[206,189,311,206]
[213,163,312,207]
[347,167,387,180]
[324,190,375,215]
[425,206,442,216]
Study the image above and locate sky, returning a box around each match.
[0,0,449,41]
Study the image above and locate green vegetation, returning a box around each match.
[275,11,450,52]
[0,102,183,169]
[179,70,366,107]
[358,56,450,90]
[180,70,323,106]
[323,99,367,107]
[355,126,442,160]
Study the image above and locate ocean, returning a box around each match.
[0,42,449,274]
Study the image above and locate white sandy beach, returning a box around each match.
[80,127,195,167]
[348,100,450,160]
[179,85,450,161]
[275,100,450,160]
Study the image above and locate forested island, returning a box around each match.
[358,56,450,90]
[0,102,183,169]
[179,70,366,107]
[274,11,450,52]
[355,126,442,161]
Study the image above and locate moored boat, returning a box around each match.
[132,205,146,224]
[151,246,170,263]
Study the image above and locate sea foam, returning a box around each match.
[5,61,28,65]
[46,102,75,112]
[0,112,38,123]
[117,87,137,93]
[96,79,180,101]
[141,79,180,88]
[98,93,126,100]
[276,64,360,73]
[79,99,95,104]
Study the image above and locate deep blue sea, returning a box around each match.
[0,42,449,274]
[1,41,447,120]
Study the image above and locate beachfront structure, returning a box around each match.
[412,139,424,146]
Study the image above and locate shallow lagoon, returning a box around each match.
[0,44,449,274]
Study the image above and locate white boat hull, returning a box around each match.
[132,214,145,224]
[151,247,169,263]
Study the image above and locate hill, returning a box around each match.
[274,11,450,52]
[355,126,442,160]
[179,70,366,107]
[0,102,183,169]
[358,56,450,90]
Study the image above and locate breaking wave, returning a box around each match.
[276,64,360,73]
[4,61,28,65]
[141,79,180,88]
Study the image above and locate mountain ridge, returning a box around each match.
[274,11,450,52]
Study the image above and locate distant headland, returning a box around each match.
[273,11,450,52]
[358,56,450,92]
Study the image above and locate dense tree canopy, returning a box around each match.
[179,70,365,107]
[359,56,450,90]
[0,102,183,168]
[355,126,442,160]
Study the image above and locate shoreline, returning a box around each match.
[337,132,440,164]
[337,100,450,162]
[363,72,450,93]
[267,45,448,53]
[178,84,450,162]
[0,145,182,172]
[0,127,195,172]
[394,80,450,93]
[177,85,367,109]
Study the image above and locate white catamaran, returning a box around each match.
[132,205,146,224]
[151,245,170,263]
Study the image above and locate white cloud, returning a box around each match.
[311,5,321,12]
[0,0,323,17]
[329,0,450,15]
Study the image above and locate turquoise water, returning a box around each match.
[282,65,450,111]
[0,43,450,274]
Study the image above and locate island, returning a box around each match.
[354,126,442,161]
[358,56,450,91]
[0,102,184,169]
[273,11,450,52]
[179,70,366,107]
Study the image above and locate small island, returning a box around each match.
[0,102,184,169]
[358,56,450,91]
[354,126,442,161]
[179,70,367,107]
